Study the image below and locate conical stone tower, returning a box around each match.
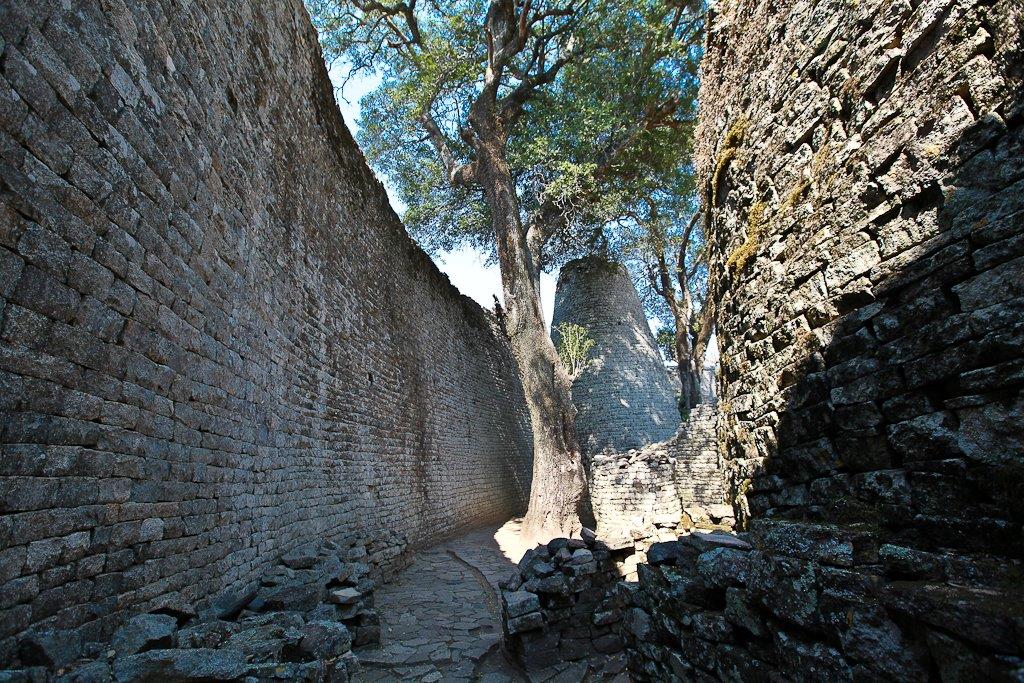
[551,257,680,455]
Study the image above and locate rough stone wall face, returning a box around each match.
[551,257,679,455]
[0,0,532,657]
[589,405,726,539]
[699,0,1023,553]
[622,0,1024,679]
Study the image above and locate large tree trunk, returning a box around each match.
[476,141,587,540]
[673,311,698,410]
[691,295,716,404]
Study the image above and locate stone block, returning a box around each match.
[502,590,540,619]
[110,614,176,656]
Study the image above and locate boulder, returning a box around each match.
[254,581,322,612]
[298,620,352,660]
[18,630,83,669]
[623,608,652,640]
[175,621,239,650]
[749,520,876,567]
[281,545,319,570]
[53,661,111,683]
[111,614,178,656]
[647,541,687,566]
[593,634,625,654]
[221,624,292,663]
[683,531,751,553]
[569,548,594,565]
[506,611,544,634]
[502,591,540,619]
[327,587,362,606]
[724,587,766,637]
[204,585,258,620]
[696,548,750,588]
[879,544,944,579]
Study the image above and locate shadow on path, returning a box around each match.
[356,521,527,683]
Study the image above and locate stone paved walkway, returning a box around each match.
[355,524,525,682]
[355,521,606,683]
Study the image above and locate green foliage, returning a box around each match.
[554,322,596,380]
[307,0,704,264]
[656,328,676,360]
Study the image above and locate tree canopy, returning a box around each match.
[307,0,706,536]
[309,0,703,270]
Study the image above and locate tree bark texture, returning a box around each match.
[475,138,587,540]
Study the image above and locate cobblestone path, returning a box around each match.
[354,524,524,682]
[356,522,601,682]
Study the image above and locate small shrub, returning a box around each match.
[555,322,596,380]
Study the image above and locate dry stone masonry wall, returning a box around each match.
[0,0,533,665]
[623,0,1024,678]
[589,405,729,547]
[551,257,680,455]
[500,532,631,679]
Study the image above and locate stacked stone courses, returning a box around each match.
[0,0,532,663]
[551,256,680,455]
[623,0,1024,678]
[589,405,727,540]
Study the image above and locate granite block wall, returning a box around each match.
[702,0,1023,559]
[624,0,1024,678]
[0,0,532,660]
[551,257,680,455]
[589,405,727,541]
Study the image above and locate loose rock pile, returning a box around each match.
[599,505,736,583]
[2,533,409,682]
[622,522,1024,681]
[500,531,630,680]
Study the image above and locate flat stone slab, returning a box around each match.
[356,526,526,680]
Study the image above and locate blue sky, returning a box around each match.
[327,62,561,329]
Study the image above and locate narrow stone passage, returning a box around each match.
[355,524,526,682]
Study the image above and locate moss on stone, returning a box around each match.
[727,200,767,273]
[779,178,810,214]
[712,116,750,205]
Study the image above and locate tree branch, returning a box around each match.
[418,111,477,186]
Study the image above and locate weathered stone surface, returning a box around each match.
[502,534,634,676]
[684,531,751,553]
[110,614,177,657]
[502,591,540,619]
[623,0,1024,679]
[749,520,877,567]
[551,257,680,455]
[281,547,319,571]
[695,548,749,588]
[724,587,765,637]
[589,405,727,541]
[505,612,544,635]
[112,649,248,682]
[646,541,687,567]
[0,0,531,657]
[16,631,81,669]
[326,588,361,606]
[298,621,351,660]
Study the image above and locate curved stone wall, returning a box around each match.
[624,0,1024,679]
[0,0,531,656]
[551,257,679,455]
